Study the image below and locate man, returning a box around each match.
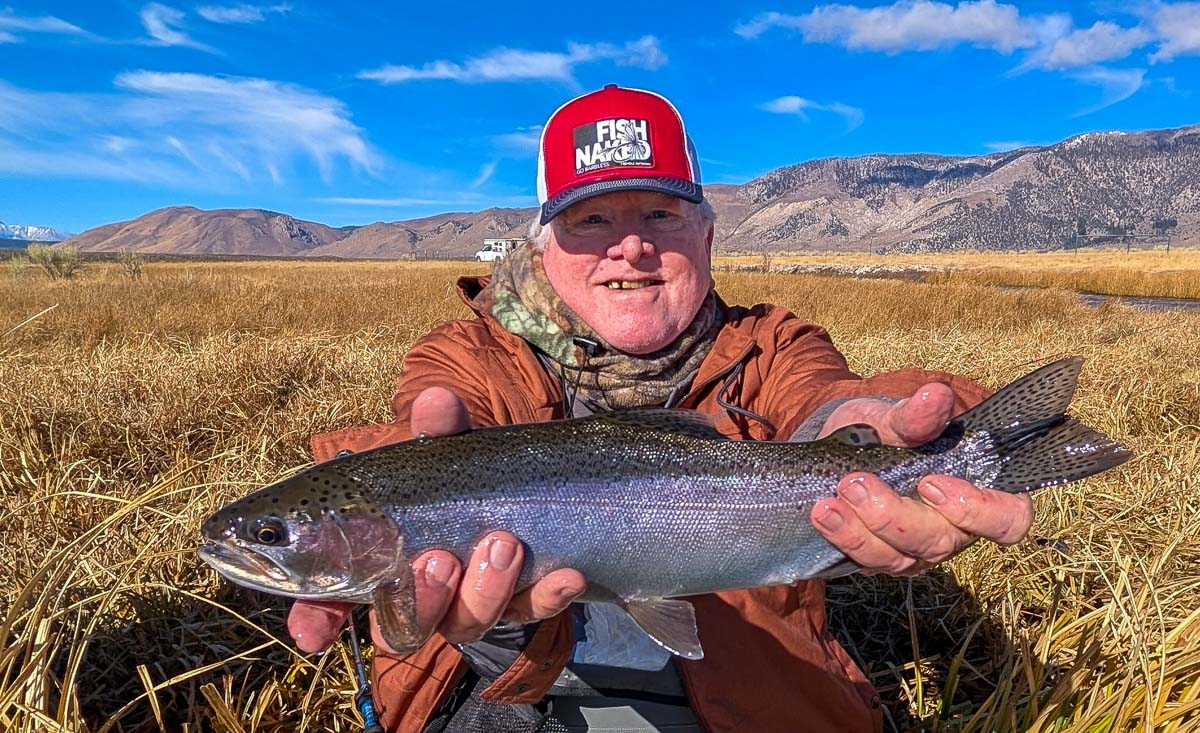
[288,85,1034,732]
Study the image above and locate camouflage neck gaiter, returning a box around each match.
[474,241,722,410]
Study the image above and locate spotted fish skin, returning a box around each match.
[199,357,1130,653]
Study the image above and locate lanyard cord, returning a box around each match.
[557,336,604,416]
[347,614,384,733]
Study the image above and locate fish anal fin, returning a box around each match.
[373,566,424,654]
[823,424,882,448]
[623,598,704,660]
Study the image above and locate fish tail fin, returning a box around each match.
[953,357,1132,493]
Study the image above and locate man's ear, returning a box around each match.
[706,224,714,250]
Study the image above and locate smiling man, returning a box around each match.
[287,85,1033,732]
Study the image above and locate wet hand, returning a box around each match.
[287,386,587,654]
[809,383,1035,576]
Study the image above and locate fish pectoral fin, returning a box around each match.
[373,568,424,654]
[812,556,862,579]
[623,598,704,660]
[822,424,882,447]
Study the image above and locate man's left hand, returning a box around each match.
[809,382,1035,576]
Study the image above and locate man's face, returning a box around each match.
[542,190,714,355]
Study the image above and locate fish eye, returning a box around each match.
[252,518,288,546]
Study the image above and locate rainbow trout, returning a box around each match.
[199,357,1129,658]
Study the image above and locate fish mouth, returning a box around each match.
[199,540,292,588]
[198,539,369,602]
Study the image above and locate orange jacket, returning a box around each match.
[309,277,990,733]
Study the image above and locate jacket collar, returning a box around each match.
[456,275,490,315]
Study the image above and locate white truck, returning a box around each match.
[475,238,523,262]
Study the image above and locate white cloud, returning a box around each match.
[495,125,543,155]
[736,0,1039,53]
[0,8,87,41]
[320,196,464,207]
[1069,67,1147,115]
[0,73,379,186]
[358,36,666,85]
[760,95,865,131]
[470,161,497,189]
[318,193,535,208]
[1150,2,1200,62]
[141,3,213,51]
[196,3,291,24]
[982,140,1039,152]
[1032,21,1152,70]
[569,35,668,69]
[99,135,137,154]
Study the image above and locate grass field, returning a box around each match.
[2,259,1198,732]
[715,249,1200,300]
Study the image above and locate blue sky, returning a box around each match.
[1,1,1197,233]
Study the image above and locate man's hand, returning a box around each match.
[809,383,1035,576]
[287,386,588,654]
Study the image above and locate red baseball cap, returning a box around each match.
[537,84,703,224]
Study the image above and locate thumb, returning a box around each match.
[410,387,471,438]
[887,382,955,445]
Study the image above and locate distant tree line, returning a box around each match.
[1075,217,1178,237]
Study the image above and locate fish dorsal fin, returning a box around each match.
[623,597,704,660]
[823,424,882,447]
[591,409,727,441]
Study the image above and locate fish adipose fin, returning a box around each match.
[623,598,704,660]
[373,565,424,654]
[952,357,1132,493]
[823,424,883,447]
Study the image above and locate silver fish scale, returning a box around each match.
[321,415,996,598]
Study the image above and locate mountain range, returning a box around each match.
[58,123,1199,258]
[0,222,71,242]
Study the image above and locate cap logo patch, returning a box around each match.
[573,118,652,174]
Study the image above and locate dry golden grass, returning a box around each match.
[715,248,1200,300]
[2,260,1199,732]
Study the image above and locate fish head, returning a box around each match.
[198,467,403,600]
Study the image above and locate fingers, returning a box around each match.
[818,382,954,447]
[917,475,1035,546]
[819,398,889,439]
[287,600,353,654]
[410,386,471,438]
[369,550,463,654]
[505,568,587,624]
[439,532,525,644]
[813,472,1038,577]
[813,473,975,574]
[413,551,462,623]
[886,382,955,446]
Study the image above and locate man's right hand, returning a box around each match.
[287,386,588,654]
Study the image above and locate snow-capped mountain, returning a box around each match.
[0,222,72,242]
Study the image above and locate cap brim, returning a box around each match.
[539,177,704,225]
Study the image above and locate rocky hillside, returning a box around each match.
[306,208,535,258]
[721,126,1199,253]
[61,123,1199,257]
[64,207,354,256]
